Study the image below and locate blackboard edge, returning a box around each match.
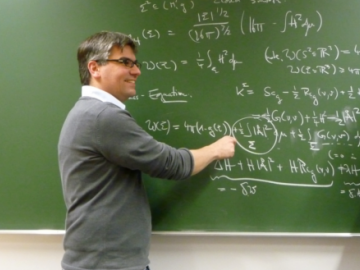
[1,230,360,237]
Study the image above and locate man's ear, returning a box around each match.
[88,61,101,79]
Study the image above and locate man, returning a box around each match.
[58,31,236,270]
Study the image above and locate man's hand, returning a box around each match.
[189,136,237,175]
[209,135,237,160]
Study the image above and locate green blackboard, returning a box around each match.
[1,0,360,233]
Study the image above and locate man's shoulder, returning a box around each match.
[77,97,131,117]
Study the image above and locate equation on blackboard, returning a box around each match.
[127,0,360,203]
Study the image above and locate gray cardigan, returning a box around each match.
[58,97,193,270]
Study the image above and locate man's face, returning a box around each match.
[96,45,141,102]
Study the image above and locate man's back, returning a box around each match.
[58,97,151,270]
[58,96,194,270]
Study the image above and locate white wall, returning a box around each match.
[0,233,359,270]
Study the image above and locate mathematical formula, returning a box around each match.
[130,1,360,200]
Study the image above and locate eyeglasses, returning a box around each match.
[97,57,141,69]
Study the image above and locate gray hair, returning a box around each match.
[77,31,137,85]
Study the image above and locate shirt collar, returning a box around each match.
[81,85,126,110]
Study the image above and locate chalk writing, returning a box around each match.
[131,1,360,201]
[141,49,242,73]
[250,0,283,4]
[240,10,322,36]
[129,86,192,103]
[140,0,195,13]
[265,45,360,64]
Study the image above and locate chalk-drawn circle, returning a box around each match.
[231,116,278,155]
